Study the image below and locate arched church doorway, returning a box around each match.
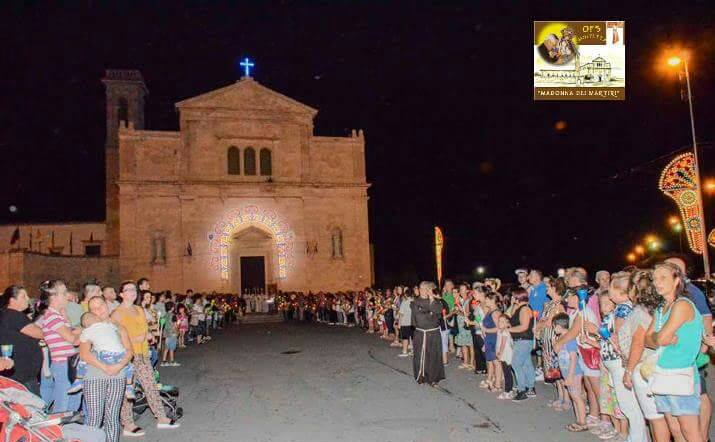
[230,226,274,294]
[240,256,265,294]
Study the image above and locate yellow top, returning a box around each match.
[114,305,149,356]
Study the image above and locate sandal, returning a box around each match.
[566,423,588,432]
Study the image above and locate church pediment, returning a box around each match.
[175,78,317,118]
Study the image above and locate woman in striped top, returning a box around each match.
[39,279,81,413]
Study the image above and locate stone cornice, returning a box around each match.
[117,179,370,189]
[118,127,180,139]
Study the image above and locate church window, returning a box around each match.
[260,148,272,176]
[117,97,129,125]
[227,146,240,175]
[244,147,256,175]
[331,228,344,259]
[152,236,166,265]
[85,244,101,256]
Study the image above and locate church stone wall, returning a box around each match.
[176,116,308,183]
[114,77,371,293]
[119,130,180,181]
[302,191,371,292]
[309,136,366,184]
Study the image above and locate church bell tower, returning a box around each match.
[102,70,148,255]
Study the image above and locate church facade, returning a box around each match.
[0,69,373,293]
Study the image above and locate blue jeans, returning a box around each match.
[512,339,535,392]
[50,360,82,412]
[40,372,54,405]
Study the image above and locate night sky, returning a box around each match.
[2,2,715,286]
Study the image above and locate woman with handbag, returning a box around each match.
[645,263,704,442]
[554,284,602,428]
[618,270,674,442]
[535,277,567,410]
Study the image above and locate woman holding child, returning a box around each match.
[80,297,134,442]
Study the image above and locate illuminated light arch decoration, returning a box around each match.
[659,153,703,253]
[207,205,295,280]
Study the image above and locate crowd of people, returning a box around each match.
[279,256,714,442]
[1,256,713,442]
[0,277,239,442]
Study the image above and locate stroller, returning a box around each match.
[0,376,82,442]
[131,371,183,422]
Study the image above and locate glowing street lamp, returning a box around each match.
[668,215,680,226]
[666,52,710,279]
[476,266,485,275]
[634,245,645,255]
[704,179,715,195]
[626,253,637,263]
[667,56,683,67]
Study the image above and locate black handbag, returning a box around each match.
[67,353,80,384]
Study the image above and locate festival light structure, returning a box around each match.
[663,52,710,278]
[208,205,295,281]
[434,226,444,288]
[659,153,704,254]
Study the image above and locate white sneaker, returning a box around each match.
[397,353,410,358]
[171,362,181,367]
[497,392,511,400]
[157,420,180,429]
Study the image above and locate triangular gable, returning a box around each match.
[175,78,317,117]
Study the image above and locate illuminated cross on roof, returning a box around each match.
[240,57,255,78]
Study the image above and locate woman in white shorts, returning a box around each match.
[619,271,674,442]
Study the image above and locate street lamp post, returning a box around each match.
[669,55,710,279]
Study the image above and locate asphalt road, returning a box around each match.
[141,321,715,442]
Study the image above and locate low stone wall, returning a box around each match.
[0,251,120,293]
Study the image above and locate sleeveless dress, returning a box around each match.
[540,300,561,377]
[455,315,472,347]
[483,311,497,361]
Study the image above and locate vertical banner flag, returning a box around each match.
[434,226,444,287]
